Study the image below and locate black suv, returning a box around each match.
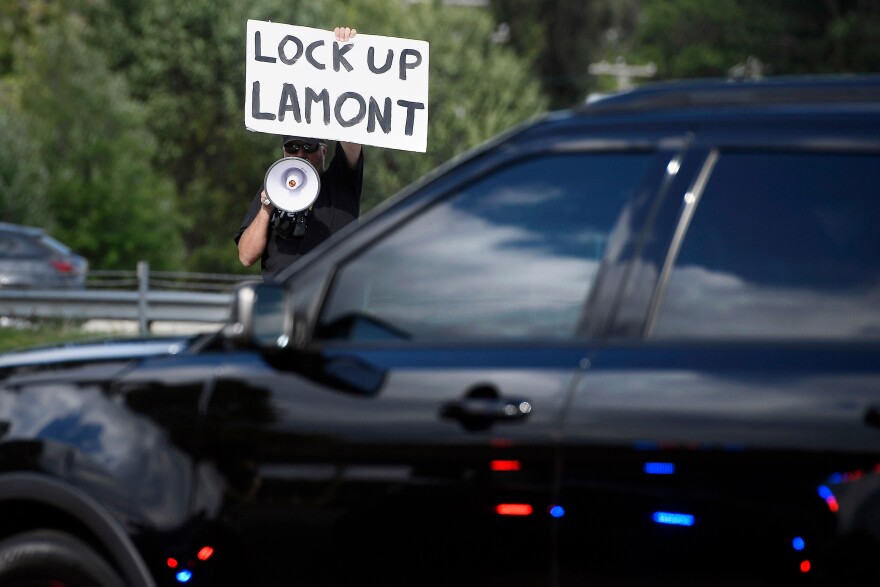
[1,75,879,586]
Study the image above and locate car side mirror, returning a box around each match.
[223,281,294,349]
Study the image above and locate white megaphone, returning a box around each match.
[263,157,321,212]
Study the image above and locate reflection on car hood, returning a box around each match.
[0,336,193,370]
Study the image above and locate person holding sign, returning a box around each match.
[236,27,364,278]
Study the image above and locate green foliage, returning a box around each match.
[82,0,546,270]
[82,0,309,272]
[635,0,880,79]
[0,0,184,269]
[637,0,751,76]
[488,0,634,108]
[0,98,50,224]
[0,320,123,353]
[5,0,878,279]
[340,0,547,209]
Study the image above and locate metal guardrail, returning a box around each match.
[0,262,254,334]
[0,288,232,322]
[86,265,251,293]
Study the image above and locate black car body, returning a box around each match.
[1,75,880,586]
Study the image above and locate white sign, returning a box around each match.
[245,20,430,152]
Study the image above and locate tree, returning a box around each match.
[634,0,880,79]
[4,0,548,273]
[84,0,547,271]
[340,0,548,209]
[0,100,49,226]
[83,0,315,272]
[0,0,185,269]
[487,0,640,108]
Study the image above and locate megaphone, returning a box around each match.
[263,157,321,212]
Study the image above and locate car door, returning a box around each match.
[558,142,880,585]
[200,148,671,586]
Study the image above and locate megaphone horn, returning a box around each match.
[263,157,321,212]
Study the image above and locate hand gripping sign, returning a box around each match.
[245,20,430,152]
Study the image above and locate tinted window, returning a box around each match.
[318,153,653,341]
[653,150,880,340]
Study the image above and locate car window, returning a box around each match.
[652,150,880,340]
[0,234,31,257]
[38,234,73,255]
[0,236,18,256]
[317,152,654,341]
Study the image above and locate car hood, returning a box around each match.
[0,335,195,374]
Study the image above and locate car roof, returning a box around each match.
[577,74,880,114]
[502,74,880,150]
[0,222,46,238]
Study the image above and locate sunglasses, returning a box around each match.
[284,140,323,154]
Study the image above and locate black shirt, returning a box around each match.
[235,142,363,279]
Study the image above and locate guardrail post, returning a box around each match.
[137,261,149,335]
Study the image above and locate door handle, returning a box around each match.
[441,397,533,422]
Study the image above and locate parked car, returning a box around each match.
[1,75,880,586]
[0,222,88,289]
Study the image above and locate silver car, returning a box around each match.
[0,222,88,289]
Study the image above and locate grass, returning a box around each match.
[0,318,125,354]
